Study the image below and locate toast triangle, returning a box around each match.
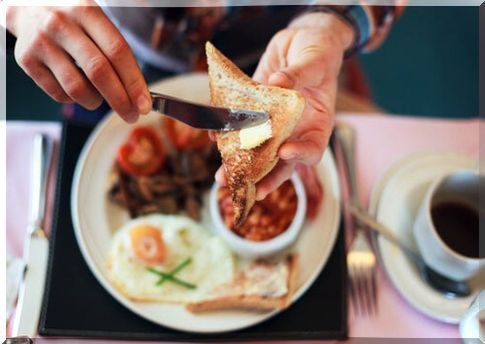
[206,42,305,226]
[186,254,298,313]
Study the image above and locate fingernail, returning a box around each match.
[215,169,224,183]
[137,94,151,114]
[126,111,139,124]
[256,190,267,201]
[269,71,294,88]
[280,150,296,160]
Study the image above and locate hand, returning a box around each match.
[6,1,151,123]
[216,12,354,200]
[296,164,323,220]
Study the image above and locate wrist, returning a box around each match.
[289,12,355,52]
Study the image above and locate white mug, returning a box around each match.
[413,170,484,281]
[459,290,484,343]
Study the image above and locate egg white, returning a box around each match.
[107,214,235,303]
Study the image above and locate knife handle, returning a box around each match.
[12,236,49,337]
[13,134,53,337]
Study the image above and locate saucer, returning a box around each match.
[368,152,481,323]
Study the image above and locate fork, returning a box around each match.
[334,122,378,316]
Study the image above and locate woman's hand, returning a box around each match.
[6,1,151,123]
[217,12,354,200]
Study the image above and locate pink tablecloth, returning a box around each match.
[6,115,479,341]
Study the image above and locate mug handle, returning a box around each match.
[460,291,484,343]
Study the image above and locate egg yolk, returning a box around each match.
[130,225,166,265]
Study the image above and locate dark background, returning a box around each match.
[6,6,478,121]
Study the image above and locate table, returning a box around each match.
[6,114,479,341]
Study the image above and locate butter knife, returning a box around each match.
[150,91,268,130]
[12,134,53,337]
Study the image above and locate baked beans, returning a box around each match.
[218,180,298,241]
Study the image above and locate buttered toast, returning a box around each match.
[186,254,297,312]
[206,42,305,226]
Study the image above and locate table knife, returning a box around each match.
[12,134,53,337]
[150,91,268,130]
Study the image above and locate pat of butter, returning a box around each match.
[239,120,272,149]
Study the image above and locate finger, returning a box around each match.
[37,37,104,111]
[19,57,72,103]
[296,164,323,199]
[278,130,327,166]
[253,29,292,83]
[296,164,323,219]
[253,49,273,84]
[296,164,320,191]
[268,45,328,90]
[215,167,227,186]
[74,6,151,114]
[44,11,138,122]
[255,160,295,201]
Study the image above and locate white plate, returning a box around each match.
[71,73,342,333]
[368,152,480,323]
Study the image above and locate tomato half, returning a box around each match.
[117,126,166,176]
[162,117,210,150]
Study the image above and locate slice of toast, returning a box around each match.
[186,254,297,313]
[206,42,305,226]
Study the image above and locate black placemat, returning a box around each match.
[39,120,347,341]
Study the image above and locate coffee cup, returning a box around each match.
[413,170,483,281]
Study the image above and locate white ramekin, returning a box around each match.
[210,173,307,259]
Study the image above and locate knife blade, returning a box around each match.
[12,134,53,337]
[150,91,269,131]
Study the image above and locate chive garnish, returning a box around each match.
[162,257,193,281]
[146,257,196,289]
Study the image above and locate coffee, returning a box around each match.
[431,201,479,258]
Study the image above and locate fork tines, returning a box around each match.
[347,231,378,316]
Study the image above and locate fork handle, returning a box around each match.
[335,123,361,209]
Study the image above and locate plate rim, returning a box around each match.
[368,151,476,324]
[70,73,342,333]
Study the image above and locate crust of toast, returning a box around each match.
[206,42,305,226]
[186,254,298,313]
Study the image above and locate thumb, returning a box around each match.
[268,46,327,90]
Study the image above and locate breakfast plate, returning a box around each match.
[368,152,481,323]
[71,73,341,333]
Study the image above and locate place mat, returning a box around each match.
[38,120,348,341]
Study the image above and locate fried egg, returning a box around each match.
[107,214,235,303]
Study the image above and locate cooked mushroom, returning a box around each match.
[108,141,222,220]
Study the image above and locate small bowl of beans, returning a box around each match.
[209,173,307,259]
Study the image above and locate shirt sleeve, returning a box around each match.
[362,2,406,52]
